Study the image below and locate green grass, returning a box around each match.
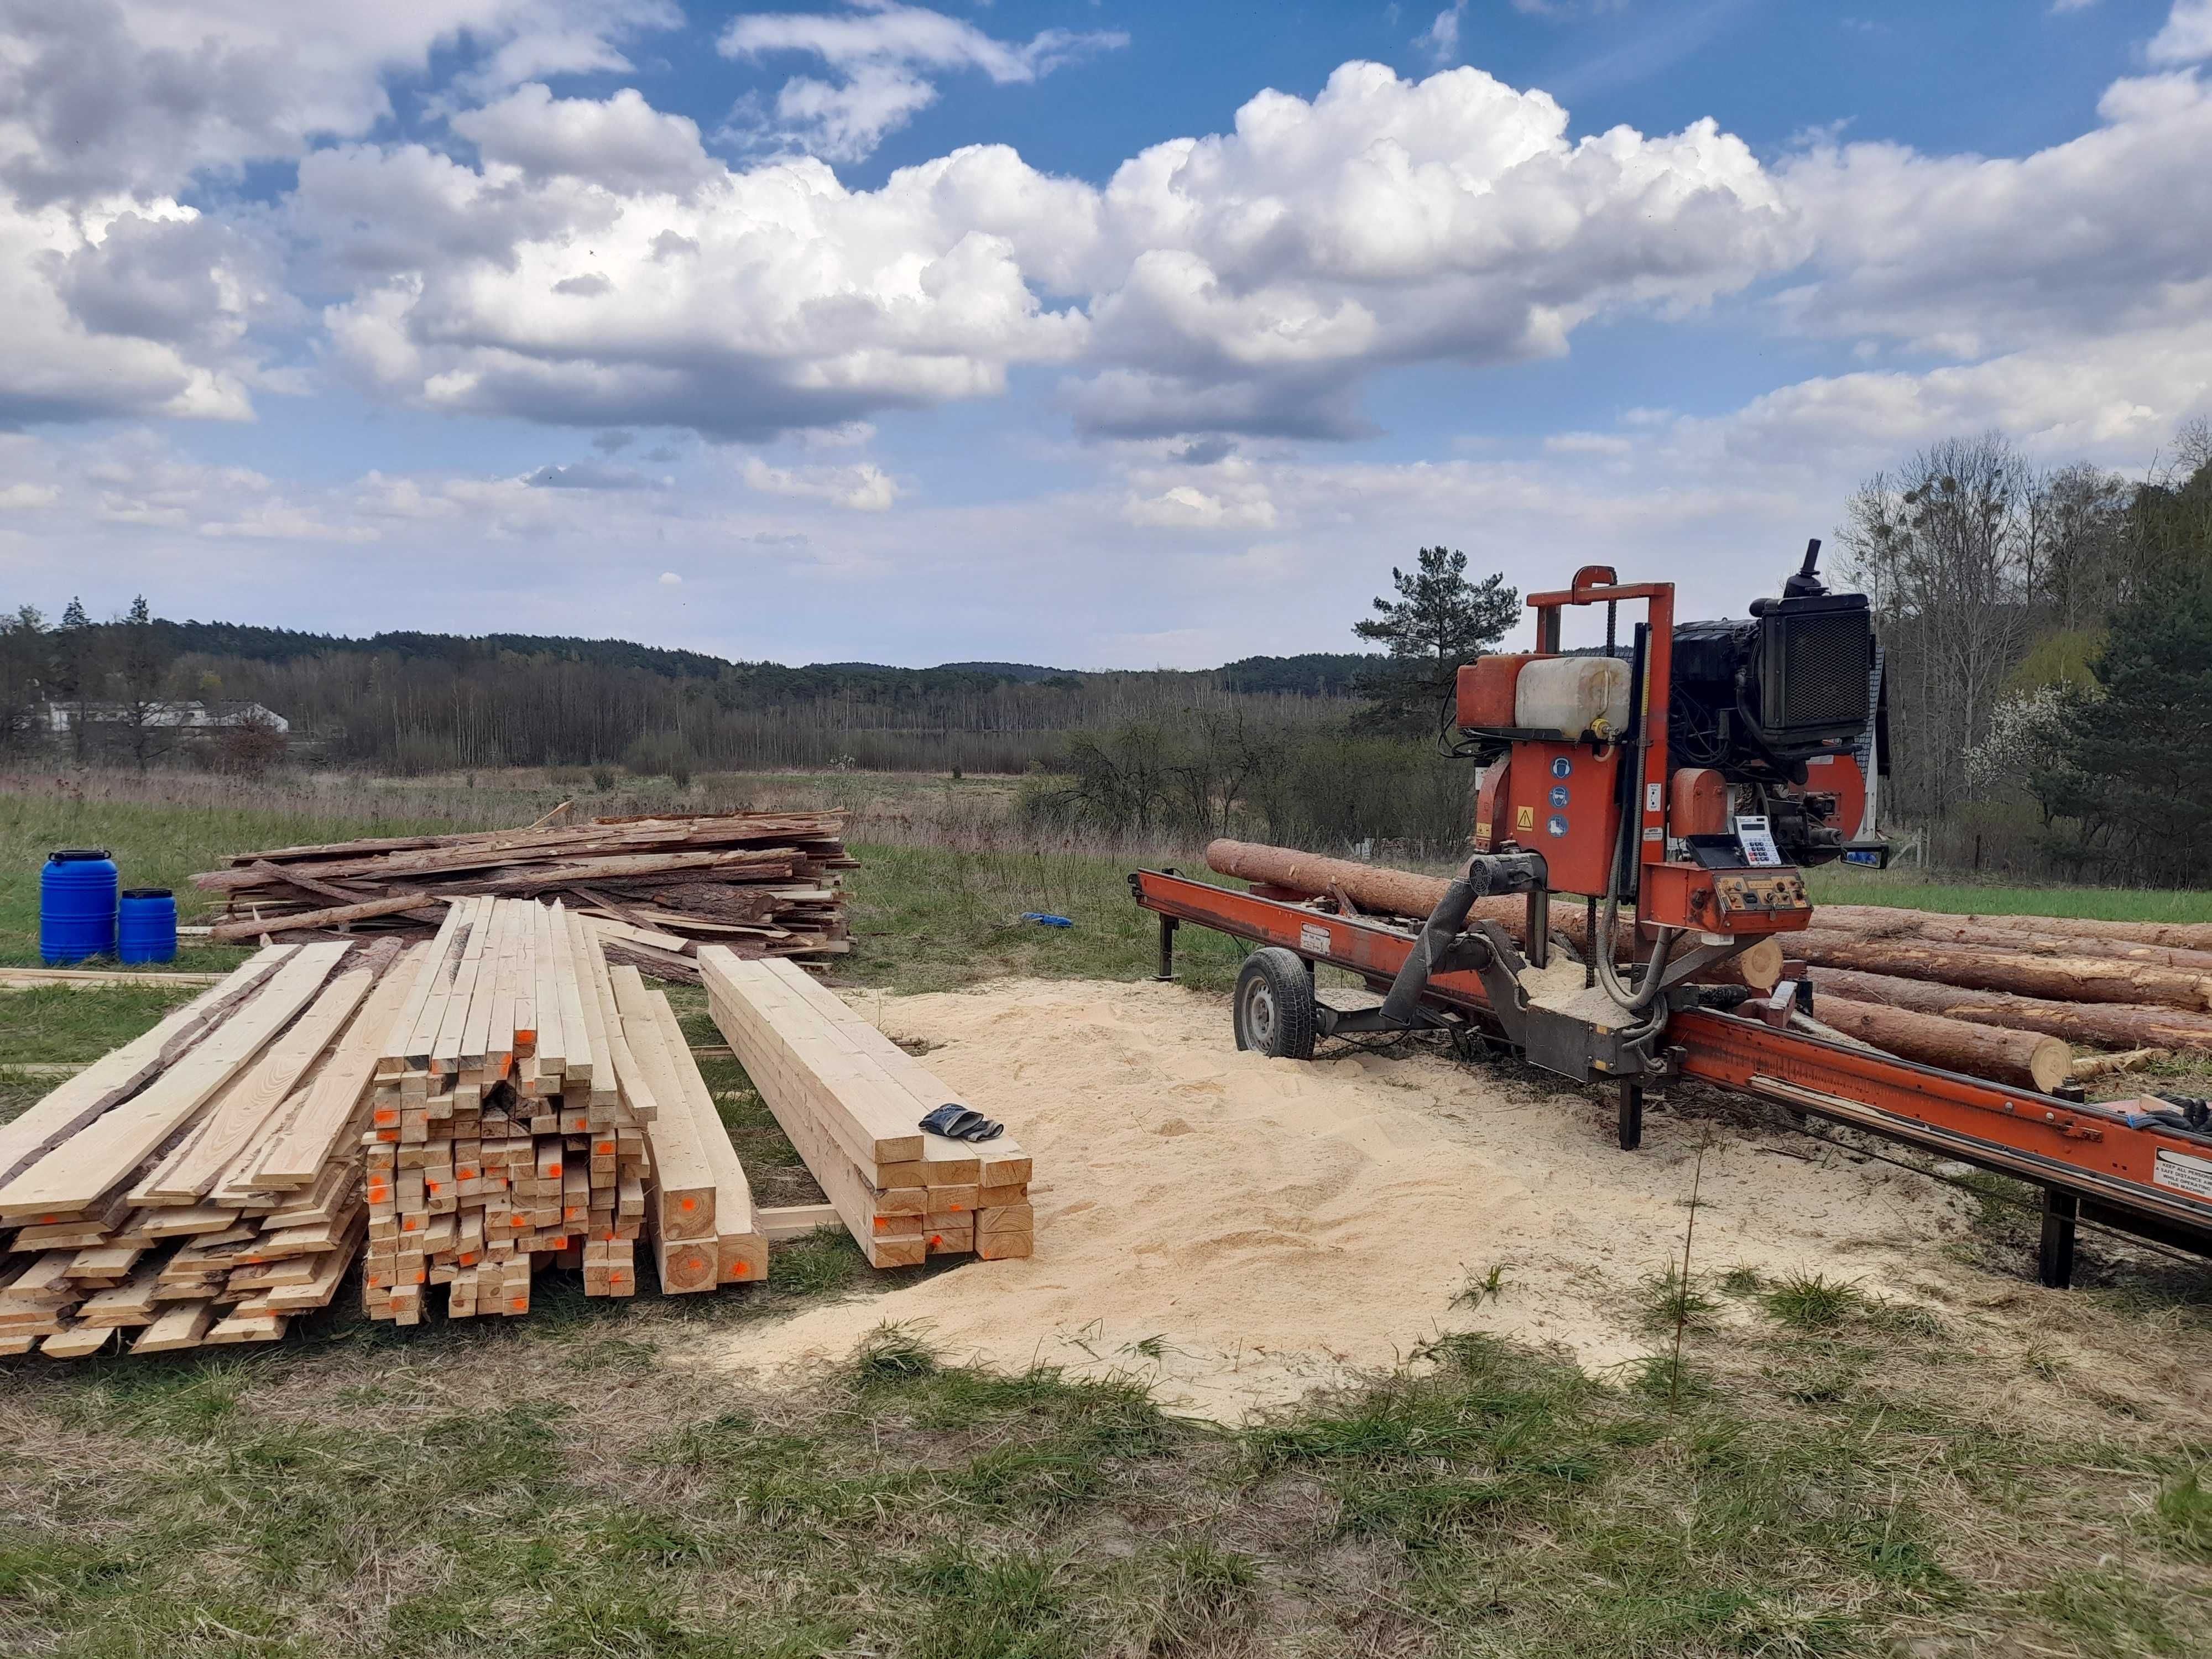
[1806,864,2212,923]
[7,779,2212,1654]
[5,1303,2208,1657]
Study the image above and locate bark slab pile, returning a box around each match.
[1204,838,2212,1093]
[192,810,855,980]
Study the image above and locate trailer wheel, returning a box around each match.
[1234,947,1318,1060]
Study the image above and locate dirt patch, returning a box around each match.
[681,978,2013,1418]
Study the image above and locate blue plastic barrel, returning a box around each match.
[118,889,179,964]
[40,848,119,964]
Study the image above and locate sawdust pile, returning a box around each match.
[688,979,1971,1420]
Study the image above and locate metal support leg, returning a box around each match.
[1152,914,1178,982]
[2038,1188,2079,1290]
[1617,1079,1644,1151]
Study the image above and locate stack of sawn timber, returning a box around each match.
[0,937,418,1358]
[194,810,856,980]
[702,950,1033,1267]
[361,896,766,1324]
[1203,839,2212,1092]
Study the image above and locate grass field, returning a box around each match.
[5,779,2212,1656]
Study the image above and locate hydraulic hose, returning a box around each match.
[1379,874,1480,1027]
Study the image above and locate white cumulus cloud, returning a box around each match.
[719,1,1128,161]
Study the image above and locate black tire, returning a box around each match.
[1234,947,1318,1060]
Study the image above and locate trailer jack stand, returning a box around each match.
[1618,1080,1644,1151]
[1152,913,1178,983]
[2038,1187,2079,1290]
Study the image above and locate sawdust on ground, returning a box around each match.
[687,977,1981,1421]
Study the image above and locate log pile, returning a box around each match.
[703,951,1033,1267]
[1199,837,2212,1088]
[193,810,856,977]
[1,939,414,1356]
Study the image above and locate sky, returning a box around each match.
[2,0,2210,667]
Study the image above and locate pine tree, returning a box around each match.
[2047,567,2212,883]
[1352,545,1520,733]
[51,596,95,760]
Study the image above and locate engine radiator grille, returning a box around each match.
[1770,611,1872,733]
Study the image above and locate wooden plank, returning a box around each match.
[531,900,565,1079]
[550,901,596,1088]
[461,898,514,1071]
[702,977,922,1269]
[132,1300,216,1353]
[762,961,1032,1185]
[611,968,715,1246]
[0,944,353,1220]
[41,1326,111,1359]
[137,964,377,1202]
[432,894,498,1073]
[209,890,436,943]
[486,898,521,1073]
[755,1202,841,1241]
[0,968,226,989]
[254,943,430,1188]
[0,947,296,1190]
[76,1262,168,1327]
[582,914,694,955]
[701,951,924,1166]
[577,912,653,1123]
[636,978,765,1280]
[395,897,476,1067]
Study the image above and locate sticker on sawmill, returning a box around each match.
[1516,806,1536,831]
[1299,924,1332,956]
[2152,1147,2212,1202]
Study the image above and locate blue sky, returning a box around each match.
[3,0,2209,667]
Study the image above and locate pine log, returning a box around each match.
[1204,838,1782,990]
[1815,905,2212,953]
[1788,929,2212,1010]
[1796,907,2212,971]
[1807,966,2212,1052]
[1811,997,2072,1092]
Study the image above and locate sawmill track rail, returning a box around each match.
[1131,867,2212,1287]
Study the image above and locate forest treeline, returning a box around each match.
[8,420,2212,883]
[1845,421,2212,885]
[0,601,1378,778]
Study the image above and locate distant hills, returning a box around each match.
[145,620,1379,698]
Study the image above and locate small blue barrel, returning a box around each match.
[40,848,119,964]
[118,889,179,964]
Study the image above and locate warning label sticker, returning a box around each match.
[1299,924,1332,956]
[2153,1147,2212,1202]
[1515,805,1536,831]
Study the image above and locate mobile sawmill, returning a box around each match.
[1131,547,2212,1287]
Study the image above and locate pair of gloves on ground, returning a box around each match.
[919,1102,1004,1142]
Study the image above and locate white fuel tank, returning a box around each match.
[1514,655,1632,738]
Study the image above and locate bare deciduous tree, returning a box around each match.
[1841,433,2037,819]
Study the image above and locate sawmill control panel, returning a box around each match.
[1710,869,1811,920]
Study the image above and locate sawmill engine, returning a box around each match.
[1456,540,1884,880]
[1663,546,1882,867]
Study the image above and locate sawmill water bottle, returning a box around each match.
[40,849,119,963]
[118,888,179,964]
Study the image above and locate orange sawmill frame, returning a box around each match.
[1130,867,2212,1285]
